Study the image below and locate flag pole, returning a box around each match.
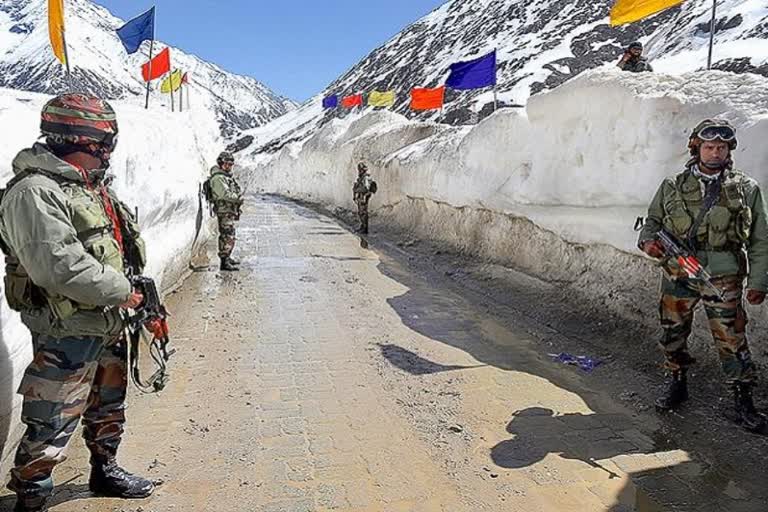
[145,39,154,109]
[60,21,72,89]
[179,77,183,113]
[707,0,717,70]
[170,73,175,112]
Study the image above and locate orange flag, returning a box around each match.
[141,47,171,81]
[48,0,67,65]
[341,94,363,108]
[410,86,445,111]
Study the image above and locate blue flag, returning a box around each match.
[116,7,155,54]
[322,95,338,109]
[446,50,497,90]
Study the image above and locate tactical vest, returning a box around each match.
[210,171,242,214]
[0,169,141,320]
[662,169,752,251]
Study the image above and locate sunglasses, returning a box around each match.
[697,125,735,142]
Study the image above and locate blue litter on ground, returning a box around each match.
[548,352,602,372]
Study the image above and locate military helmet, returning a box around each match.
[357,162,368,173]
[217,151,235,166]
[40,93,118,149]
[628,41,643,51]
[688,118,737,156]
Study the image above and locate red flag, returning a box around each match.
[141,47,171,81]
[341,94,363,108]
[181,72,189,84]
[411,86,445,111]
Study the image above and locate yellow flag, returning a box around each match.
[610,0,683,25]
[368,90,395,108]
[161,70,183,93]
[48,0,67,65]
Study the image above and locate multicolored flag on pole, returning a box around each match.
[410,86,445,111]
[446,51,496,90]
[48,0,68,67]
[116,6,155,54]
[368,90,396,107]
[610,0,683,25]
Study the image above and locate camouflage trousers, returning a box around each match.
[356,198,369,232]
[217,213,237,258]
[7,334,127,506]
[659,274,756,384]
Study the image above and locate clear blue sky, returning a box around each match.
[95,0,446,102]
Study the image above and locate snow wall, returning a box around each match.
[246,67,768,376]
[0,88,220,475]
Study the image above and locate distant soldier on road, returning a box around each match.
[353,162,377,235]
[638,119,768,434]
[209,151,243,271]
[617,41,653,73]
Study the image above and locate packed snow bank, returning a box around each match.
[0,88,220,474]
[245,67,768,369]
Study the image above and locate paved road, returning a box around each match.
[1,196,764,511]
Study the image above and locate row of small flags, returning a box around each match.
[324,50,496,112]
[48,1,188,109]
[47,0,698,113]
[324,0,687,113]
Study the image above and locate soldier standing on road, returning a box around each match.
[617,41,653,73]
[209,151,243,271]
[0,93,155,512]
[353,162,377,235]
[637,119,768,434]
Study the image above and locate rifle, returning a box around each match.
[656,229,726,301]
[126,275,174,393]
[118,201,174,393]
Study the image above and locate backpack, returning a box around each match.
[369,180,378,194]
[202,177,213,203]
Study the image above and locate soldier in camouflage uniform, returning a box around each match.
[0,94,155,511]
[617,41,653,73]
[638,119,768,434]
[209,151,243,271]
[352,162,376,235]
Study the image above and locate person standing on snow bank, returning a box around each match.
[209,151,243,271]
[637,119,768,435]
[617,41,653,72]
[353,162,377,235]
[0,93,155,512]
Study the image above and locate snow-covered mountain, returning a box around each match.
[0,0,297,137]
[329,0,768,120]
[246,0,768,152]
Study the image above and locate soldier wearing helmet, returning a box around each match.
[209,150,243,271]
[617,41,653,72]
[638,119,768,434]
[0,93,154,511]
[352,161,377,235]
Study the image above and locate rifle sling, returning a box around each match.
[686,173,723,251]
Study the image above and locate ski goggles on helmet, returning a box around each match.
[697,125,735,142]
[100,132,118,152]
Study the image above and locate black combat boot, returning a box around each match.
[89,458,155,498]
[13,498,48,512]
[219,257,239,271]
[731,383,767,434]
[655,370,688,412]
